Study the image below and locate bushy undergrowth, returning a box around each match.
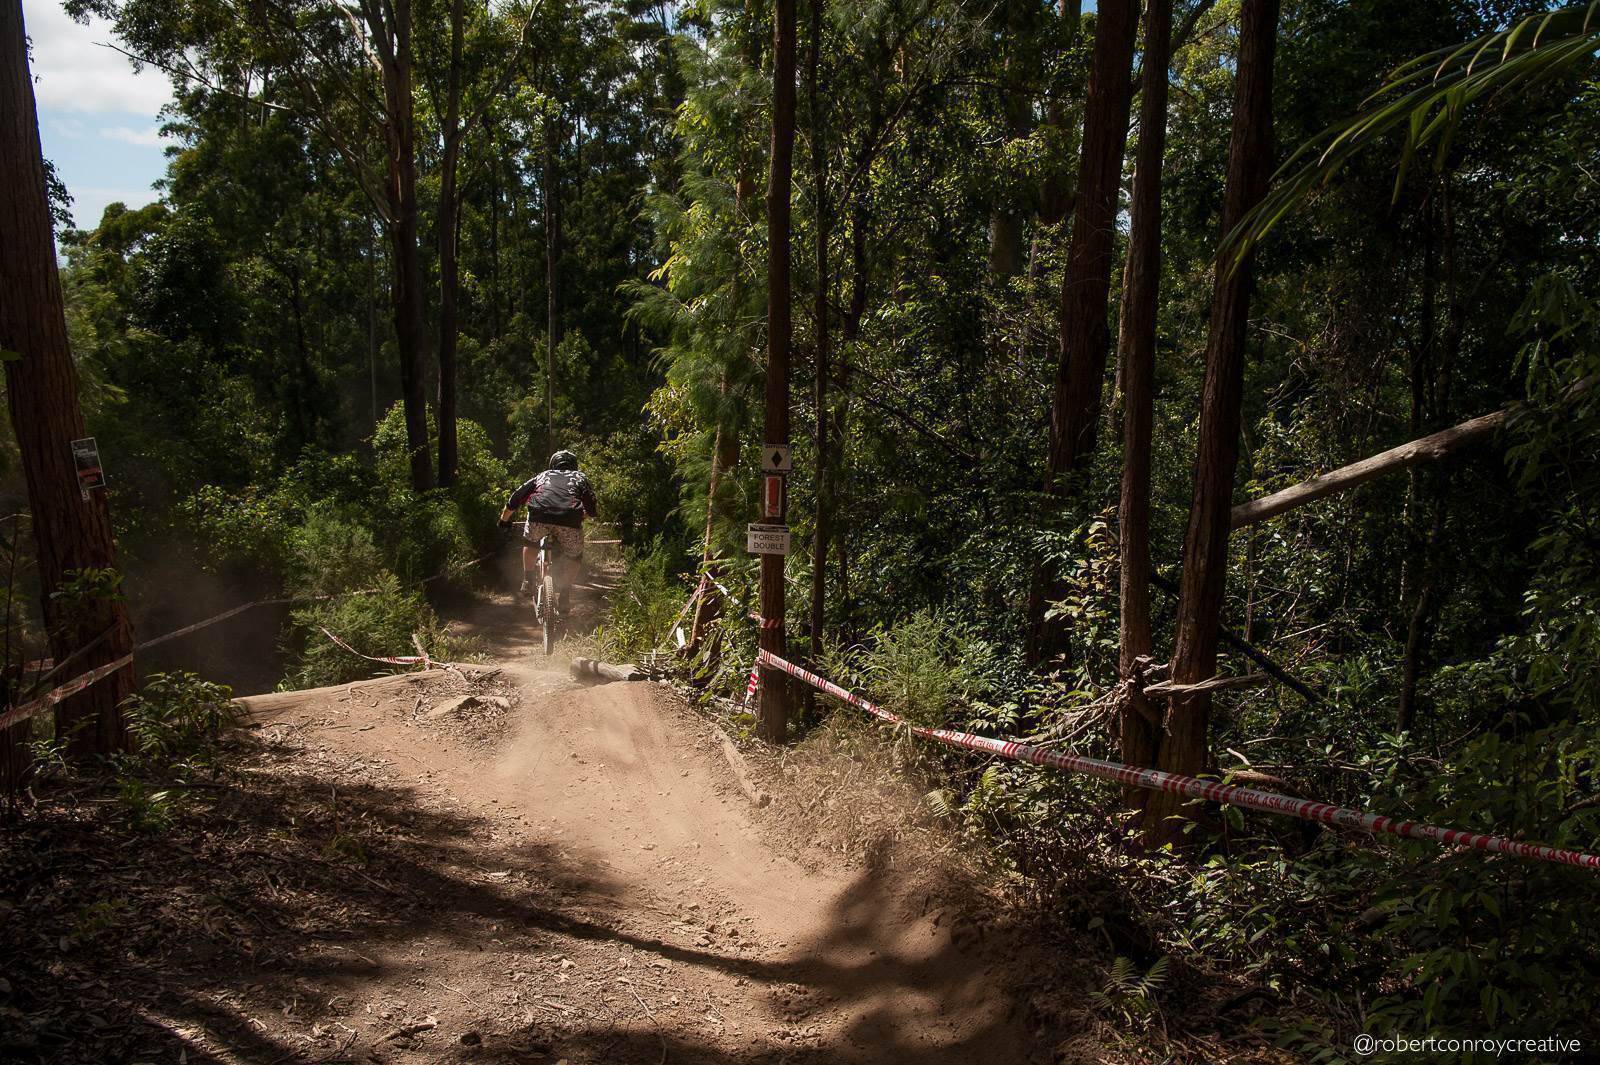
[591,539,691,661]
[114,671,240,830]
[283,573,469,688]
[664,565,1600,1054]
[176,403,505,685]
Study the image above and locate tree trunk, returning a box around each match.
[987,0,1032,279]
[758,0,797,743]
[1046,0,1138,483]
[1026,0,1138,663]
[1037,0,1086,229]
[379,0,434,492]
[436,0,465,488]
[1141,0,1278,849]
[808,0,832,654]
[545,108,561,458]
[0,0,136,759]
[1398,177,1460,736]
[1115,0,1171,792]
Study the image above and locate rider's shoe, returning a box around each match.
[519,578,533,598]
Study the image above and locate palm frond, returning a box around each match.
[1221,3,1600,267]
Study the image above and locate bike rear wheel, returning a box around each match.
[541,572,557,655]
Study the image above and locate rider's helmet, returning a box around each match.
[549,449,579,471]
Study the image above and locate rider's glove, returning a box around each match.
[496,507,514,529]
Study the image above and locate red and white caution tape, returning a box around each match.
[0,653,135,732]
[0,552,499,733]
[757,650,1600,873]
[742,661,761,708]
[319,627,439,668]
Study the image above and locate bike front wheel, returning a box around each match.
[541,573,557,655]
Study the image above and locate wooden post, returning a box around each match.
[758,0,798,743]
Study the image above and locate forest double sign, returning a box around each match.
[747,523,790,555]
[749,445,792,554]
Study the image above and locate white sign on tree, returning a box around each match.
[761,445,791,473]
[746,523,791,556]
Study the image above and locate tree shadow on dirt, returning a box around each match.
[0,726,1049,1065]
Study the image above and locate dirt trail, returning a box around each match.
[221,580,1041,1064]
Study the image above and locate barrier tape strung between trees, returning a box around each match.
[0,654,136,732]
[0,552,495,733]
[755,649,1600,873]
[320,627,450,669]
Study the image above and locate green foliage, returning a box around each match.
[592,539,690,660]
[1088,955,1169,1032]
[122,671,239,765]
[114,671,239,830]
[283,573,465,688]
[825,609,1009,730]
[116,777,180,833]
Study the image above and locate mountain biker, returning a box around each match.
[498,449,598,611]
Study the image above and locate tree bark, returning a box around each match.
[1141,0,1278,849]
[808,0,832,654]
[1047,0,1138,484]
[362,0,434,492]
[758,0,798,743]
[987,0,1032,279]
[544,106,562,459]
[1026,0,1138,664]
[435,0,465,488]
[1398,177,1460,736]
[1115,0,1171,792]
[0,0,137,759]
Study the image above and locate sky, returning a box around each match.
[23,0,175,232]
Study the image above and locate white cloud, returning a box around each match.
[22,0,174,115]
[103,125,166,146]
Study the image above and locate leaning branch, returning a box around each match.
[1230,376,1596,530]
[96,42,295,113]
[1148,570,1326,706]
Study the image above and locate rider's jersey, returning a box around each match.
[506,469,597,528]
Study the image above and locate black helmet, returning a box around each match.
[549,449,578,471]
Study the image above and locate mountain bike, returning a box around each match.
[532,533,560,656]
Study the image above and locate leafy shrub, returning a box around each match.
[838,609,1005,729]
[122,671,239,765]
[371,404,495,581]
[113,671,239,829]
[284,573,467,687]
[593,539,690,660]
[179,483,294,574]
[286,506,386,596]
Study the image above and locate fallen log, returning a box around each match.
[234,669,457,718]
[1231,376,1596,530]
[570,658,646,683]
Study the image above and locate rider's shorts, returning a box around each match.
[523,521,583,560]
